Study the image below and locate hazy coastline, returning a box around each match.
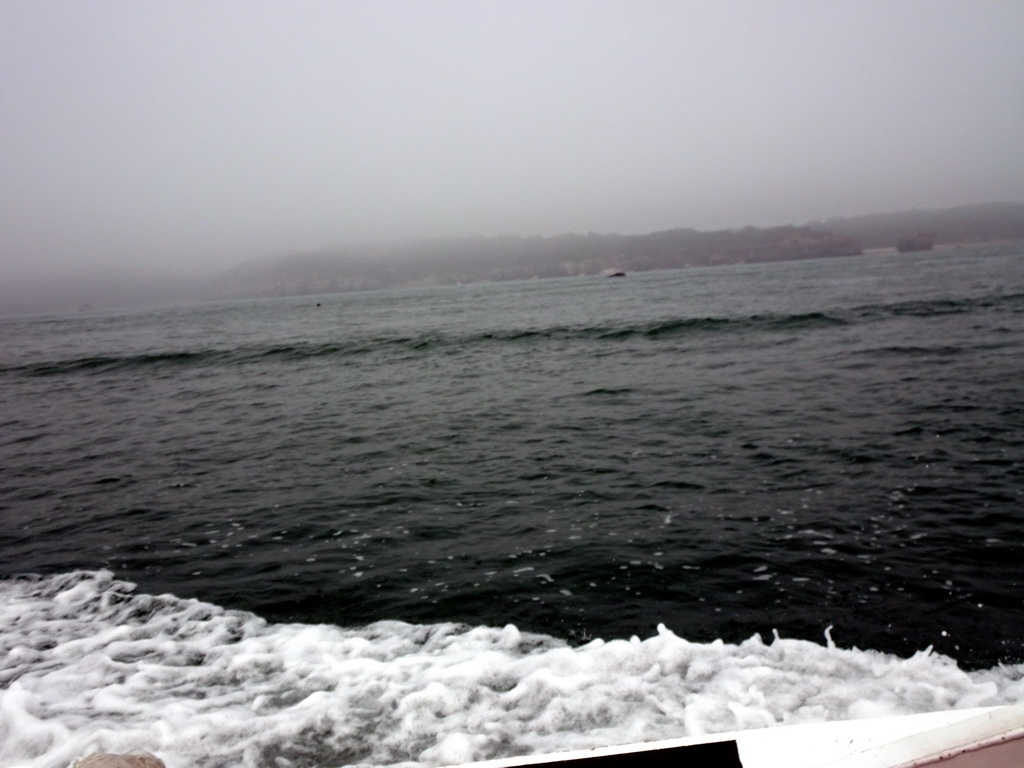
[3,202,1021,317]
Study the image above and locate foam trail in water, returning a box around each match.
[2,571,1022,768]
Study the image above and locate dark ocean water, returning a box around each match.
[2,245,1024,767]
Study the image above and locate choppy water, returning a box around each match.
[2,245,1024,767]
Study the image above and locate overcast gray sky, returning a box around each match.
[2,0,1022,280]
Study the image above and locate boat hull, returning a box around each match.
[446,704,1024,768]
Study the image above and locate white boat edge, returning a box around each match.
[443,702,1024,768]
[819,701,1024,768]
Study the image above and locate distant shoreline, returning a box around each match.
[2,202,1022,316]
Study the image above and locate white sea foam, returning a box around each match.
[2,571,1023,768]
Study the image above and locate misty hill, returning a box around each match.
[6,202,1021,316]
[212,225,862,299]
[807,201,1024,250]
[212,200,1024,299]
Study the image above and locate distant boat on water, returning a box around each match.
[896,231,936,253]
[601,268,627,277]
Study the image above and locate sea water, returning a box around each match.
[2,245,1023,767]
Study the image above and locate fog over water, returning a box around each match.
[1,1,1022,290]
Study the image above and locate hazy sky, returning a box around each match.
[2,0,1022,279]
